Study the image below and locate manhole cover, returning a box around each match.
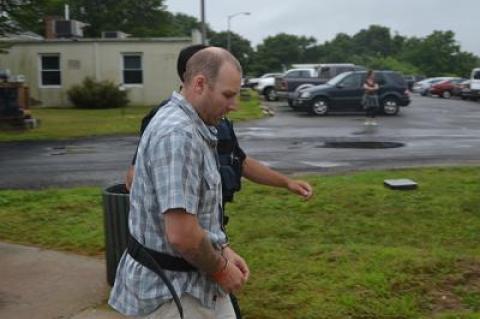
[319,141,405,149]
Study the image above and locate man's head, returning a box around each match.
[182,47,242,126]
[177,44,209,82]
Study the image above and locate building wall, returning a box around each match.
[0,38,192,107]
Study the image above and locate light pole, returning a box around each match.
[200,0,206,44]
[227,11,250,52]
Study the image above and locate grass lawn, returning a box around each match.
[0,89,264,142]
[1,167,479,318]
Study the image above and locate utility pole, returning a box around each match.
[200,0,206,44]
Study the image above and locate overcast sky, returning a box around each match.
[165,0,480,56]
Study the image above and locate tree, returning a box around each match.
[352,25,393,57]
[250,33,316,75]
[66,0,171,37]
[399,30,476,77]
[1,0,172,38]
[316,33,355,63]
[208,31,254,73]
[0,0,56,36]
[165,13,203,37]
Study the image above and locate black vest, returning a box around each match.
[217,118,243,204]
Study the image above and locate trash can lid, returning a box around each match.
[104,183,129,195]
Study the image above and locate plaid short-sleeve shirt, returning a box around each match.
[108,92,228,317]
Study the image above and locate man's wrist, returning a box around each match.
[212,255,229,282]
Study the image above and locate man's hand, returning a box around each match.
[223,247,250,281]
[287,179,313,200]
[213,256,247,294]
[125,165,134,192]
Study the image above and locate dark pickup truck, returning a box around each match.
[274,64,364,106]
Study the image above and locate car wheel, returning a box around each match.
[309,97,329,116]
[382,97,400,115]
[264,87,277,101]
[442,91,452,99]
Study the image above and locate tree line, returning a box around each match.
[2,0,479,77]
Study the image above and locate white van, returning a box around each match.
[470,68,480,93]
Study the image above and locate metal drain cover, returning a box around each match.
[384,179,418,190]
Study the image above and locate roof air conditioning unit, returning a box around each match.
[55,20,86,38]
[101,31,129,39]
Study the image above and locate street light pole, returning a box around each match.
[200,0,206,44]
[227,11,250,52]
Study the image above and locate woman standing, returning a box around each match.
[362,70,379,125]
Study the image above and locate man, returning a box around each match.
[110,48,248,318]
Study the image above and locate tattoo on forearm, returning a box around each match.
[182,235,221,274]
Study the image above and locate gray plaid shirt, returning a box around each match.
[109,92,228,316]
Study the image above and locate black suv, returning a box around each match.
[293,70,411,116]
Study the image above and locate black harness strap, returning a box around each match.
[127,233,196,318]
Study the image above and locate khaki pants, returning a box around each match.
[141,294,235,319]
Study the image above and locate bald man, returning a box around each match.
[110,48,248,319]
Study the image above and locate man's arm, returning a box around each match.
[242,156,313,199]
[164,209,247,293]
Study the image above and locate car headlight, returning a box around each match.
[300,91,312,99]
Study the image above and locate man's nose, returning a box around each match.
[227,99,238,112]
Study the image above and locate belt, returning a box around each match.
[127,233,197,318]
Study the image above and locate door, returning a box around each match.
[330,73,364,110]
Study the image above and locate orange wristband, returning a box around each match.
[212,256,229,282]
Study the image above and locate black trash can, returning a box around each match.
[102,183,130,286]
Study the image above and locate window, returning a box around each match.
[319,67,331,80]
[40,54,61,86]
[473,70,480,80]
[122,54,143,85]
[375,73,387,86]
[299,70,312,78]
[340,73,362,88]
[286,70,301,78]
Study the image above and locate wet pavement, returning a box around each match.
[0,95,479,189]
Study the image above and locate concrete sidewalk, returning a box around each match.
[0,241,126,319]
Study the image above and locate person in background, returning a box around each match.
[362,70,380,126]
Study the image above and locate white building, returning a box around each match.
[0,35,197,107]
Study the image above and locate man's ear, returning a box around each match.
[193,75,207,94]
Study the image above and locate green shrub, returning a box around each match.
[67,77,129,109]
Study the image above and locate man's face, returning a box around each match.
[202,63,241,125]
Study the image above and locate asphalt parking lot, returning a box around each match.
[0,95,479,189]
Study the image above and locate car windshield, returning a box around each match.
[327,72,353,85]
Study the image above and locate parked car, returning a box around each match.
[454,80,470,97]
[403,75,425,91]
[244,73,283,88]
[429,78,466,98]
[412,77,453,96]
[293,70,410,116]
[246,73,284,101]
[274,64,364,106]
